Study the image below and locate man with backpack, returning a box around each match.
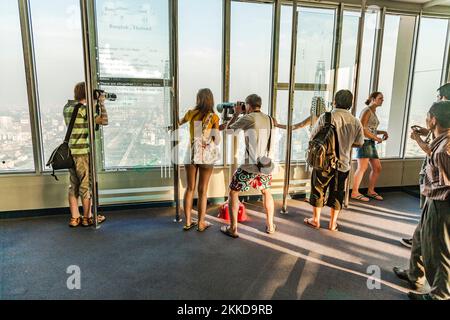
[304,90,364,231]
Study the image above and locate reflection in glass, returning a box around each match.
[228,1,273,165]
[406,17,448,158]
[336,10,360,91]
[278,5,293,84]
[30,0,84,167]
[0,1,34,172]
[356,10,378,114]
[377,15,415,158]
[101,86,172,168]
[290,7,336,161]
[96,0,170,79]
[230,1,272,113]
[178,0,222,165]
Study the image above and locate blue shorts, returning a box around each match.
[356,140,379,159]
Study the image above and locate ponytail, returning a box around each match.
[366,91,382,106]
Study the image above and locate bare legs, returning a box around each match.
[227,188,274,236]
[261,189,275,232]
[351,158,369,198]
[351,158,382,198]
[184,164,198,226]
[197,166,214,230]
[329,209,340,231]
[228,189,240,234]
[368,159,382,195]
[68,195,91,218]
[69,194,80,219]
[183,165,214,229]
[307,207,340,231]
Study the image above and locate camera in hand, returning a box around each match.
[93,89,117,101]
[216,102,246,121]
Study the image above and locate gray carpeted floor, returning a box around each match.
[0,192,421,300]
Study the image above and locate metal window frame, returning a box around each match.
[370,7,386,92]
[281,0,298,214]
[442,19,450,84]
[17,0,42,175]
[400,12,421,160]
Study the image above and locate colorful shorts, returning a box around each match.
[229,168,272,192]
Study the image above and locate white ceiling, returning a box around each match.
[390,0,450,6]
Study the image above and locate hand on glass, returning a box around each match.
[375,136,383,144]
[382,131,389,141]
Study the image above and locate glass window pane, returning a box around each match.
[96,0,172,169]
[355,10,378,114]
[230,1,272,113]
[30,0,85,168]
[405,17,449,158]
[100,86,171,168]
[290,7,336,161]
[278,5,293,84]
[0,1,35,172]
[377,14,416,158]
[296,7,335,90]
[274,90,288,162]
[96,0,170,79]
[336,10,360,91]
[178,0,223,165]
[291,91,325,161]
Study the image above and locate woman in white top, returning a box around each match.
[351,92,389,201]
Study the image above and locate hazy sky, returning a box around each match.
[1,0,448,164]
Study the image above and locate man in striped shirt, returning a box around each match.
[395,101,450,300]
[64,82,108,228]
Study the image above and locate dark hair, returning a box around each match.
[429,101,450,129]
[438,83,450,100]
[334,90,353,110]
[245,94,262,109]
[195,88,215,119]
[74,82,86,101]
[365,91,382,106]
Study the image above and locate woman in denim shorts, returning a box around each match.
[351,92,389,202]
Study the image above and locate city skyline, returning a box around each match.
[1,0,448,172]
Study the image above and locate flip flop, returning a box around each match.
[266,224,277,234]
[303,218,320,230]
[367,193,383,201]
[329,223,339,232]
[220,226,239,238]
[351,194,370,202]
[183,221,198,231]
[197,221,211,232]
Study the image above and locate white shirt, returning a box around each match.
[310,108,365,172]
[230,112,274,174]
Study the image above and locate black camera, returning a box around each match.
[216,102,246,121]
[93,89,117,101]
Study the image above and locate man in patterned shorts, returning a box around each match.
[220,94,275,239]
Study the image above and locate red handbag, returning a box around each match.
[218,201,248,222]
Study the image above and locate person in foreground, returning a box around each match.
[65,82,108,227]
[393,101,450,300]
[304,90,364,232]
[220,94,275,239]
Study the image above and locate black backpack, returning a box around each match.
[46,103,81,181]
[306,112,340,175]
